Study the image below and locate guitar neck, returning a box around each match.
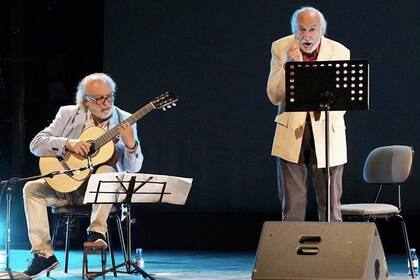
[93,102,155,149]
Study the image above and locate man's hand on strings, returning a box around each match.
[65,139,91,156]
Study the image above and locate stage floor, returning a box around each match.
[1,249,416,279]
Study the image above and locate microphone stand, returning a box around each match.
[0,166,90,280]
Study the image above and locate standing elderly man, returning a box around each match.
[22,73,143,277]
[267,7,350,222]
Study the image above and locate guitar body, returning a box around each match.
[39,126,115,193]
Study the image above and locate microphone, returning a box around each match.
[48,165,91,178]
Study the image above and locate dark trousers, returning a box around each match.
[276,122,344,221]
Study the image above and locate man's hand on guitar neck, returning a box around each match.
[65,139,92,156]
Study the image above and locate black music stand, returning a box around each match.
[83,172,192,279]
[285,59,369,222]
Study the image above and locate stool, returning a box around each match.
[82,242,107,279]
[47,205,127,276]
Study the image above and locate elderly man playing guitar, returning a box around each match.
[22,73,143,277]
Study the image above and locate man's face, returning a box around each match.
[295,11,322,54]
[85,79,114,121]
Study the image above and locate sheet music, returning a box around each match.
[83,172,193,205]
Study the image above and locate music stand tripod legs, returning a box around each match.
[91,203,155,280]
[84,172,192,279]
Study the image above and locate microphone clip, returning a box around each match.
[87,156,95,172]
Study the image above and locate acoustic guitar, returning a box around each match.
[39,91,177,193]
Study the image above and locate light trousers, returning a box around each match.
[23,165,115,257]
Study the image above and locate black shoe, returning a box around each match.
[87,231,108,248]
[24,254,59,278]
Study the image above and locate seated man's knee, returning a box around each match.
[23,181,36,198]
[23,180,47,200]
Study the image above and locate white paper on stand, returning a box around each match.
[83,172,193,205]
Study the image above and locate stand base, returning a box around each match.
[88,261,155,280]
[0,270,31,280]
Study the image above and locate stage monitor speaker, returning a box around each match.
[252,222,388,280]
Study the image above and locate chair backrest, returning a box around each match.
[363,145,414,184]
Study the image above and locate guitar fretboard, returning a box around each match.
[93,102,155,149]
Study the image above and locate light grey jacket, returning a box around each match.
[30,104,143,172]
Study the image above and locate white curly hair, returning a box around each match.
[290,6,327,36]
[75,73,117,108]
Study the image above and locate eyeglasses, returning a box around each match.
[85,94,115,105]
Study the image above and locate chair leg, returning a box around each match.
[47,217,62,277]
[396,214,415,278]
[107,226,117,276]
[101,246,106,280]
[64,216,71,273]
[82,247,87,279]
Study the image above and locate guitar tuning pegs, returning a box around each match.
[162,107,166,111]
[167,105,172,109]
[172,103,177,107]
